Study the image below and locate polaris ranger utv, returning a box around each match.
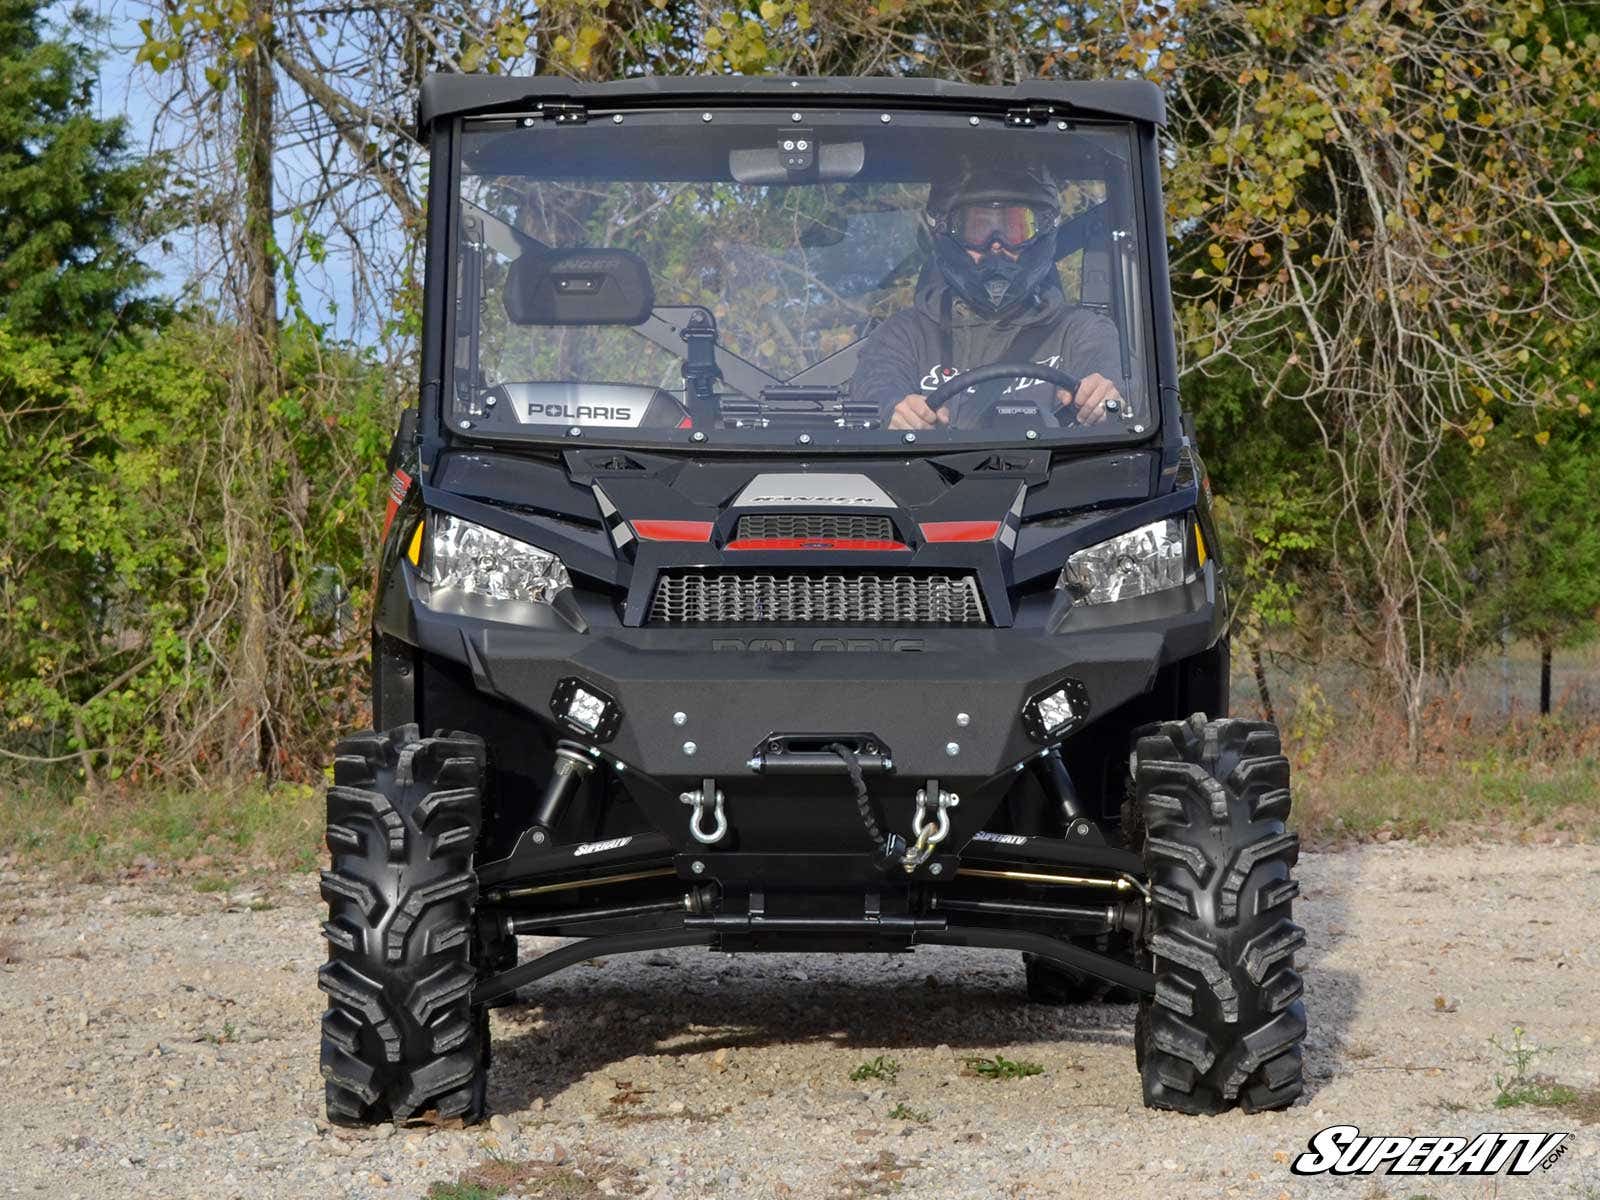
[319,73,1306,1126]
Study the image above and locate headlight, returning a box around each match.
[1058,517,1188,606]
[418,513,571,604]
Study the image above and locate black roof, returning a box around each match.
[418,74,1164,132]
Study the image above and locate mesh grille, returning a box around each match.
[734,513,895,542]
[648,572,987,625]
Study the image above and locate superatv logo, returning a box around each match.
[527,402,635,422]
[1290,1125,1569,1177]
[572,836,633,857]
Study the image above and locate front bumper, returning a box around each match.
[400,563,1222,788]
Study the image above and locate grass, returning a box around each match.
[848,1055,900,1083]
[207,1020,239,1045]
[0,777,323,875]
[1294,758,1600,844]
[886,1102,930,1123]
[1488,1025,1600,1124]
[962,1054,1043,1080]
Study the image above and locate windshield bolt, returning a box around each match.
[945,742,960,757]
[484,394,497,407]
[683,741,697,756]
[701,112,713,122]
[798,433,812,445]
[1026,429,1039,440]
[1134,423,1146,433]
[791,112,802,122]
[458,420,472,430]
[1057,120,1069,131]
[783,139,795,151]
[880,113,891,123]
[968,116,980,126]
[691,430,707,443]
[956,712,970,726]
[612,113,623,124]
[567,426,582,437]
[1106,399,1119,412]
[903,432,917,444]
[520,117,535,127]
[691,859,706,874]
[673,711,687,726]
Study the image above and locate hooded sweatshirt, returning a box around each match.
[850,269,1126,429]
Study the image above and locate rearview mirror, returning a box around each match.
[504,247,655,326]
[729,141,865,185]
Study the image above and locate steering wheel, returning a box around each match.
[923,361,1085,419]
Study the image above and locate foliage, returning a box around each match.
[848,1055,900,1083]
[961,1054,1043,1080]
[0,316,393,784]
[0,1,159,343]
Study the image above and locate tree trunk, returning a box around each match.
[1540,644,1553,717]
[231,0,282,776]
[1251,643,1276,725]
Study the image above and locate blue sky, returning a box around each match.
[65,0,365,337]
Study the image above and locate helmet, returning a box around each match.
[926,165,1060,319]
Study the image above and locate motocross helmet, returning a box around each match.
[926,165,1060,319]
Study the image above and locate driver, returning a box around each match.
[851,165,1126,431]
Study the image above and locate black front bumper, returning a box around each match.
[400,563,1221,789]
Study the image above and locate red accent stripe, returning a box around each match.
[381,469,412,539]
[677,415,693,429]
[726,538,910,552]
[920,520,1001,543]
[632,519,714,542]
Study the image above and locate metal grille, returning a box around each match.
[734,513,895,543]
[648,572,987,625]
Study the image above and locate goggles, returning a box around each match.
[942,202,1056,252]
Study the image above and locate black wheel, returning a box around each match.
[1133,714,1306,1114]
[318,723,490,1125]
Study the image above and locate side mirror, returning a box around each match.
[504,247,655,326]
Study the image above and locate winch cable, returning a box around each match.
[827,742,885,849]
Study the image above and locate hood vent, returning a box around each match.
[733,513,895,543]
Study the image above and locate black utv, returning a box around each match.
[319,73,1306,1126]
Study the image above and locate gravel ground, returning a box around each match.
[0,842,1596,1200]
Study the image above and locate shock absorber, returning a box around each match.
[1030,747,1086,827]
[529,741,596,845]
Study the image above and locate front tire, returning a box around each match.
[1134,715,1306,1114]
[318,724,489,1125]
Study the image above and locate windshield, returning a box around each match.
[451,109,1152,450]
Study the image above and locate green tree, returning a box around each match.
[0,1,156,343]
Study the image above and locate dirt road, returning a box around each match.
[0,842,1595,1200]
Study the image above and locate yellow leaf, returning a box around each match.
[1427,132,1444,151]
[1534,430,1550,446]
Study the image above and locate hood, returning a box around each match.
[427,447,1161,626]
